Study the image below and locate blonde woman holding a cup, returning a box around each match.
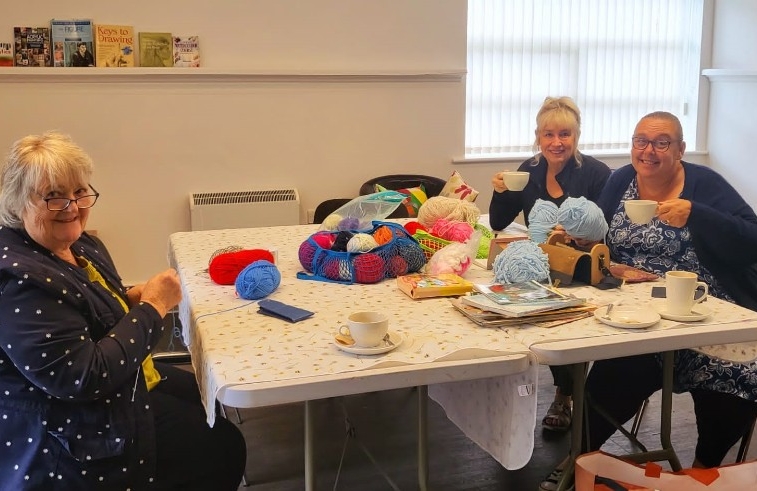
[490,97,611,436]
[541,111,757,491]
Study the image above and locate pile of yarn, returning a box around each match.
[416,196,481,229]
[209,249,276,285]
[492,240,551,284]
[235,260,281,300]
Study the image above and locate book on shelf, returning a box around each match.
[94,24,134,67]
[0,42,12,66]
[172,35,200,67]
[396,273,474,299]
[474,280,572,305]
[461,290,586,318]
[50,19,94,67]
[449,297,595,328]
[138,32,173,67]
[13,27,52,67]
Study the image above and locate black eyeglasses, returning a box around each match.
[631,137,675,152]
[38,185,100,211]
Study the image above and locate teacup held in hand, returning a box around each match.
[624,200,658,224]
[665,271,708,316]
[502,171,530,192]
[339,311,389,348]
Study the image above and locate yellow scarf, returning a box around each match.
[78,257,161,391]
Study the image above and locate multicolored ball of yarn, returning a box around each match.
[557,196,608,241]
[321,213,343,231]
[235,260,281,300]
[347,233,379,252]
[353,253,385,283]
[430,218,474,242]
[492,240,551,284]
[372,225,395,246]
[209,249,276,285]
[527,199,559,244]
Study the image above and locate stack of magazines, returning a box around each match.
[450,280,596,328]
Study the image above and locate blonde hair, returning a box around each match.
[0,131,94,228]
[531,96,583,167]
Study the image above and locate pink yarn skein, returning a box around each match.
[431,218,474,242]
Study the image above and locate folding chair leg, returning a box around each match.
[736,416,756,463]
[630,398,649,437]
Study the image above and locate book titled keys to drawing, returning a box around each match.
[94,24,134,67]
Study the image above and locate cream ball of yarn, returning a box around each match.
[320,213,343,231]
[346,233,379,253]
[417,196,481,229]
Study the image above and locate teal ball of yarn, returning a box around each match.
[492,240,551,284]
[528,199,559,244]
[235,260,281,300]
[557,196,608,241]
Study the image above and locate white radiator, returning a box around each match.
[189,189,300,231]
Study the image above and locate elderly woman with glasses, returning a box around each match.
[0,132,246,490]
[540,111,757,490]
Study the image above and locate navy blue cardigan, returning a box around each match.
[598,162,757,311]
[489,153,611,230]
[0,227,165,489]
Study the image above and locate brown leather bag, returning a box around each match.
[538,234,612,286]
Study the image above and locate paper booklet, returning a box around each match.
[462,284,586,318]
[474,280,575,305]
[449,298,595,328]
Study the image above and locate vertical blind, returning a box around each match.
[466,0,705,157]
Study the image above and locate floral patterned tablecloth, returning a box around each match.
[168,225,538,470]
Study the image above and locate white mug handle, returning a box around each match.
[694,282,708,304]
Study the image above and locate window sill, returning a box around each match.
[702,69,757,83]
[454,149,709,165]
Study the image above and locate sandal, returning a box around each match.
[539,467,573,491]
[542,400,572,432]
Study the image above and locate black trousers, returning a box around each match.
[585,353,757,467]
[549,364,573,397]
[151,362,247,491]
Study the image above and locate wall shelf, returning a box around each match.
[0,67,466,84]
[702,69,757,83]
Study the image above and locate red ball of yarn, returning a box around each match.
[353,253,385,284]
[209,249,275,285]
[387,255,408,277]
[404,221,427,235]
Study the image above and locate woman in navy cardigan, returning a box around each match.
[540,111,757,491]
[490,97,611,434]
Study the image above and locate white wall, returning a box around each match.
[706,0,757,207]
[0,1,468,283]
[1,0,746,283]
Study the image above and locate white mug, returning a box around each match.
[665,271,708,315]
[624,200,658,224]
[339,311,388,347]
[502,171,530,191]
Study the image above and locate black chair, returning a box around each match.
[313,198,353,224]
[358,174,447,198]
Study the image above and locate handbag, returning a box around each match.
[537,234,614,287]
[575,451,757,491]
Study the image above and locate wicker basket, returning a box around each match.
[413,224,494,261]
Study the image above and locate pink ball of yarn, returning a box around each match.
[431,218,474,242]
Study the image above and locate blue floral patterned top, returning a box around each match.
[607,178,757,401]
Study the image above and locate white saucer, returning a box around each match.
[594,306,661,329]
[657,304,713,322]
[334,331,403,355]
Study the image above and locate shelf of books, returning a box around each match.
[0,67,465,84]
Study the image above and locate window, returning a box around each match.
[466,0,706,158]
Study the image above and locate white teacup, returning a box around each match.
[665,271,708,315]
[339,311,389,347]
[502,171,530,191]
[624,199,658,224]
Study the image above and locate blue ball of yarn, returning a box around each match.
[235,260,281,300]
[557,196,608,241]
[492,240,551,284]
[528,199,559,244]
